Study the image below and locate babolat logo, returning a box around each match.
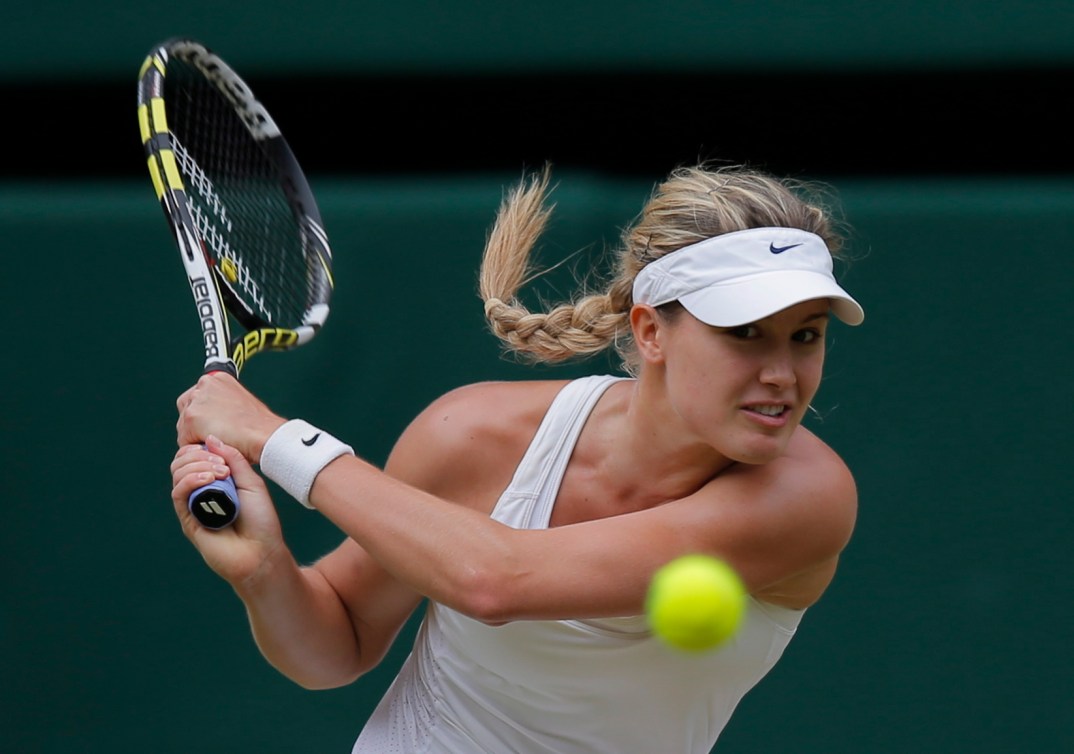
[232,328,298,371]
[189,276,220,359]
[174,42,280,141]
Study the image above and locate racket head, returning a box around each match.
[137,37,334,377]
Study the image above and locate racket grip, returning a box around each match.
[188,369,238,527]
[188,474,239,529]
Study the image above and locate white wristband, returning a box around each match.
[259,419,354,509]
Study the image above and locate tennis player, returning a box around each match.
[172,164,864,753]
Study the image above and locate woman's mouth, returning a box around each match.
[742,404,791,426]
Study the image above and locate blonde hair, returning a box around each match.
[479,163,846,373]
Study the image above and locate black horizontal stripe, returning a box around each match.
[8,66,1071,179]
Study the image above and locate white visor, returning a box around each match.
[632,227,864,327]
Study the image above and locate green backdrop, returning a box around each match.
[2,174,1071,752]
[4,0,1073,80]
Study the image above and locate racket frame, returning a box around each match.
[136,38,334,527]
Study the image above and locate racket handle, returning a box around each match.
[188,473,239,529]
[189,369,239,528]
[189,364,239,528]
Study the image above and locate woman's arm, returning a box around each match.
[172,439,423,689]
[177,375,857,626]
[309,426,857,621]
[297,380,857,620]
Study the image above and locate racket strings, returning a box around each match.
[165,59,322,328]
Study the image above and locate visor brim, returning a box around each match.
[676,271,865,327]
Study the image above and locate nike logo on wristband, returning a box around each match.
[302,433,322,447]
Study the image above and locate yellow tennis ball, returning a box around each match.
[646,554,746,652]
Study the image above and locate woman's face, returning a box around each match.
[657,299,830,464]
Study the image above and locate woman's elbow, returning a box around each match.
[448,562,524,625]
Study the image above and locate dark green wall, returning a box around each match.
[2,174,1071,752]
[5,0,1073,80]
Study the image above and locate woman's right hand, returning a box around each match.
[170,435,286,589]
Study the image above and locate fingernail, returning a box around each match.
[213,464,230,476]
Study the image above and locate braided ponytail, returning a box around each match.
[479,165,630,364]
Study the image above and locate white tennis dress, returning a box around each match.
[353,375,804,754]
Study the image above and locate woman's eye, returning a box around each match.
[727,325,759,339]
[794,328,822,344]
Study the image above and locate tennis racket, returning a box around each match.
[137,38,334,529]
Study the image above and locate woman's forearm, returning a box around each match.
[310,455,516,622]
[234,545,365,689]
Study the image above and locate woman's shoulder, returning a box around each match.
[677,426,858,608]
[435,379,569,410]
[384,380,571,506]
[419,380,572,435]
[784,425,855,476]
[740,426,858,527]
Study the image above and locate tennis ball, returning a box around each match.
[646,554,746,652]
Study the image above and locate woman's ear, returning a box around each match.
[630,304,665,365]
